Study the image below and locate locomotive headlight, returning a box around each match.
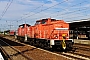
[55,36,58,38]
[54,34,58,38]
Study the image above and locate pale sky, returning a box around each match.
[0,0,90,31]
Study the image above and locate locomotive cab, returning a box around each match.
[35,19,48,25]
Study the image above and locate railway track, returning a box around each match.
[47,42,90,60]
[73,44,90,52]
[53,48,90,60]
[0,39,33,60]
[0,36,70,60]
[0,35,90,60]
[60,44,90,60]
[60,52,90,60]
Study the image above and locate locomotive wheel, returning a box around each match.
[51,46,56,51]
[41,43,44,48]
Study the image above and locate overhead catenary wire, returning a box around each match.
[48,1,88,18]
[23,8,88,23]
[0,0,50,25]
[35,1,88,20]
[8,0,55,23]
[25,0,88,22]
[0,0,13,20]
[6,0,88,23]
[6,0,86,22]
[56,7,89,18]
[0,0,10,20]
[19,0,68,21]
[46,1,89,20]
[1,0,89,30]
[0,0,13,31]
[63,8,90,19]
[27,8,89,23]
[62,9,90,20]
[20,0,50,19]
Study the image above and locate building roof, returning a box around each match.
[66,18,90,23]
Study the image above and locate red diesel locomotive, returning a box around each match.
[17,18,73,50]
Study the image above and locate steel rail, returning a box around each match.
[0,39,33,60]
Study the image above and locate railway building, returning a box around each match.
[67,18,90,45]
[67,18,90,39]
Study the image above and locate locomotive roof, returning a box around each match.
[36,18,56,22]
[19,24,30,27]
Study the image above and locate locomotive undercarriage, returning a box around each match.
[54,40,73,50]
[17,36,73,50]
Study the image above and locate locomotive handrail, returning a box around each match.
[55,28,68,30]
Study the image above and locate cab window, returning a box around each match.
[41,20,46,24]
